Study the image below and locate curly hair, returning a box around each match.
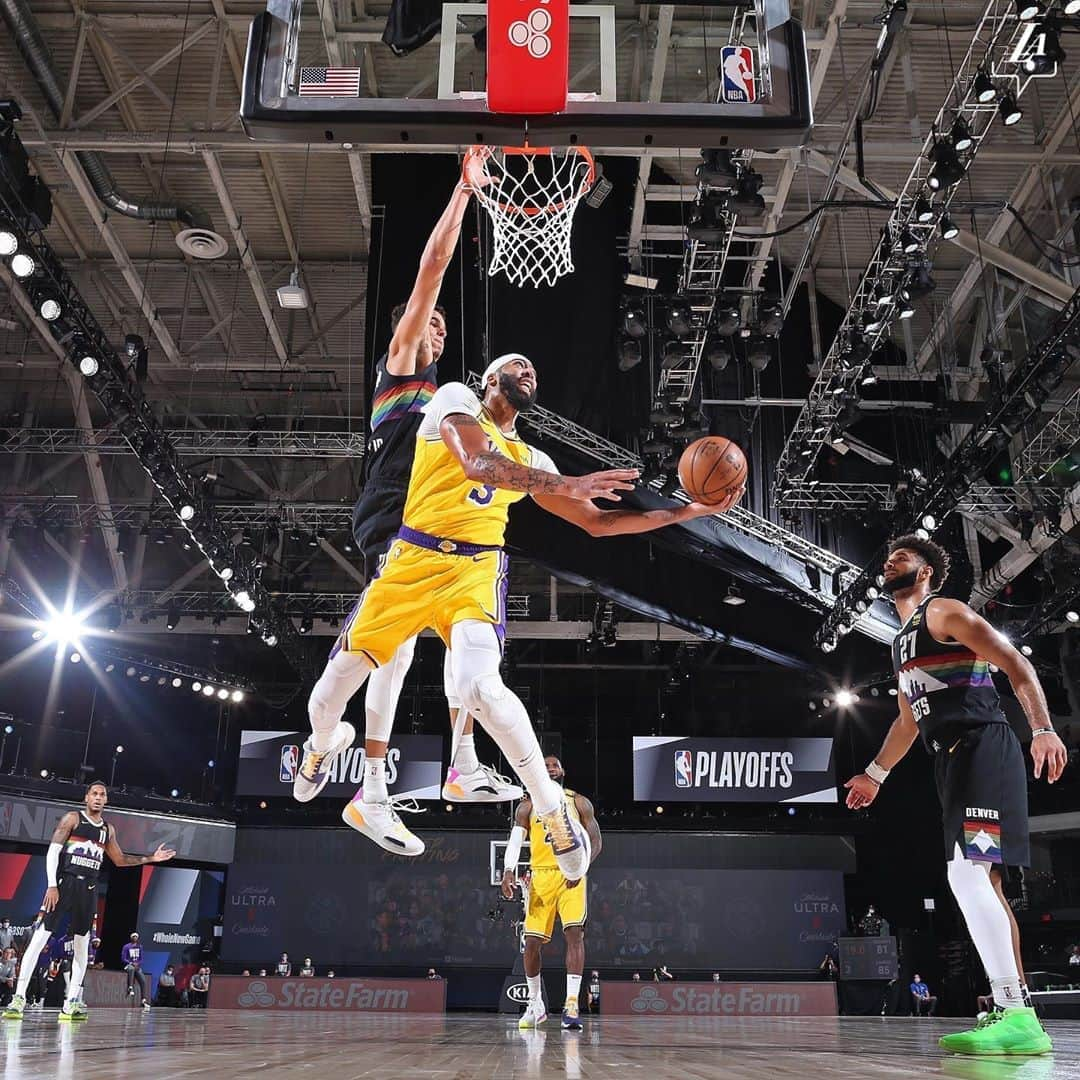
[888,534,951,591]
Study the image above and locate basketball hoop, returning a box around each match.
[463,145,595,288]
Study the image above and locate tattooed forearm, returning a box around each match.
[471,452,565,495]
[589,507,688,536]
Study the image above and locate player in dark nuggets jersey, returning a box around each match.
[845,535,1067,1056]
[2,781,174,1022]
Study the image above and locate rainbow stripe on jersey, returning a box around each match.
[899,650,993,689]
[370,380,435,431]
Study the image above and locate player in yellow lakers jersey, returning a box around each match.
[297,352,724,871]
[501,756,601,1031]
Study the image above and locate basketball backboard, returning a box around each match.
[241,0,812,150]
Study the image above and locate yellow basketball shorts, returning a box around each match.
[524,868,588,941]
[332,538,510,666]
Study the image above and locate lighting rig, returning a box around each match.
[0,110,312,679]
[815,283,1080,652]
[774,0,1055,507]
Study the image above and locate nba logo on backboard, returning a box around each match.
[674,750,693,788]
[280,745,299,783]
[720,46,756,104]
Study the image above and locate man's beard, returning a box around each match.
[882,569,920,595]
[499,371,537,411]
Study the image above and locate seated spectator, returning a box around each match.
[242,969,251,977]
[1069,945,1080,967]
[327,970,336,979]
[258,969,268,978]
[89,937,103,970]
[300,958,315,978]
[711,972,721,983]
[156,965,178,1007]
[910,974,938,1016]
[0,948,16,1007]
[0,918,16,952]
[122,933,150,1008]
[189,966,211,1009]
[654,965,674,982]
[586,970,601,1014]
[275,953,291,977]
[631,972,641,982]
[426,968,441,980]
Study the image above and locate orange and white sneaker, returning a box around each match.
[342,791,425,856]
[538,798,588,882]
[561,995,582,1031]
[442,764,523,804]
[292,722,355,803]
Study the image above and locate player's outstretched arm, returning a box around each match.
[104,825,176,869]
[532,487,738,537]
[440,413,639,501]
[933,599,1068,783]
[574,794,602,865]
[844,694,919,810]
[386,168,481,376]
[42,812,78,912]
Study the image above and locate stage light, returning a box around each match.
[723,586,746,606]
[192,681,202,692]
[70,652,81,663]
[921,514,937,531]
[617,337,642,372]
[745,335,771,372]
[77,354,100,377]
[972,69,996,103]
[40,769,49,779]
[915,527,931,541]
[10,251,35,278]
[3,724,12,735]
[655,805,664,814]
[899,228,921,255]
[0,221,16,255]
[298,613,314,635]
[157,677,167,686]
[666,299,692,339]
[115,745,124,754]
[998,92,1022,127]
[170,789,180,798]
[1016,0,1042,20]
[821,640,836,654]
[907,265,937,298]
[621,303,648,340]
[927,142,965,191]
[31,628,44,640]
[231,690,244,703]
[208,760,216,769]
[202,684,215,697]
[759,295,784,337]
[218,565,234,582]
[166,609,179,631]
[835,690,855,707]
[140,674,150,682]
[1023,27,1064,75]
[939,214,959,241]
[866,585,880,600]
[262,632,278,647]
[38,606,87,648]
[1020,644,1033,656]
[179,503,196,522]
[1066,610,1079,624]
[217,688,229,700]
[787,807,796,817]
[259,801,268,810]
[713,297,741,337]
[949,116,973,152]
[235,592,256,613]
[1065,0,1080,14]
[36,289,62,322]
[914,196,934,224]
[172,677,182,688]
[105,663,115,673]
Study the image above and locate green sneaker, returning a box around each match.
[2,993,25,1020]
[939,1007,1052,1056]
[72,1001,88,1022]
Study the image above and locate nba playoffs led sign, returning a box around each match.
[633,737,837,803]
[237,731,442,800]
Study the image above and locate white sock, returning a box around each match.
[527,973,543,1004]
[566,973,582,1002]
[67,934,89,1004]
[946,846,1024,1009]
[453,733,480,774]
[15,925,51,997]
[363,757,388,803]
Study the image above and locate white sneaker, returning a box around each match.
[342,791,425,856]
[292,722,356,803]
[442,764,523,804]
[518,999,548,1029]
[142,1000,151,1010]
[538,799,588,881]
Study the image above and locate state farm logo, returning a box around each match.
[505,982,530,1003]
[630,987,667,1013]
[238,981,275,1008]
[509,7,552,59]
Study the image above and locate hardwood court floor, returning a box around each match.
[2,1010,1077,1079]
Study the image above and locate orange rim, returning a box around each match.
[463,145,596,216]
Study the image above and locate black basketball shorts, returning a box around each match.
[352,482,408,575]
[43,875,97,936]
[933,722,1030,868]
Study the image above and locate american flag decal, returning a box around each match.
[298,67,361,97]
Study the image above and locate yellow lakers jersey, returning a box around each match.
[530,789,581,870]
[402,383,551,547]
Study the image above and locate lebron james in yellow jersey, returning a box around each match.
[501,756,602,1031]
[296,352,729,875]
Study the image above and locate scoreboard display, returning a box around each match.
[838,936,898,980]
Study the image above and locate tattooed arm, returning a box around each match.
[439,412,639,502]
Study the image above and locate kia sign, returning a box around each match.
[602,981,837,1017]
[237,731,442,799]
[633,736,837,803]
[210,975,446,1013]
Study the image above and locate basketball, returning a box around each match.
[678,437,747,510]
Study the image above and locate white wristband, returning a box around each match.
[503,825,526,874]
[865,761,890,785]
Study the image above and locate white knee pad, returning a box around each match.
[365,636,417,743]
[308,650,371,734]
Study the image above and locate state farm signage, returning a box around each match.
[602,981,837,1017]
[209,975,446,1013]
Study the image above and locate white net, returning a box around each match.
[465,145,595,288]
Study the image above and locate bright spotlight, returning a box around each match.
[202,684,215,697]
[179,503,196,522]
[835,689,856,707]
[921,514,936,531]
[1020,644,1033,656]
[171,677,182,688]
[69,652,81,663]
[231,690,244,703]
[207,759,216,769]
[1066,610,1080,624]
[115,745,124,754]
[78,355,100,377]
[170,788,180,798]
[0,224,16,255]
[3,724,12,734]
[192,681,202,692]
[31,628,44,640]
[10,251,35,278]
[38,606,87,648]
[217,688,229,700]
[40,769,49,779]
